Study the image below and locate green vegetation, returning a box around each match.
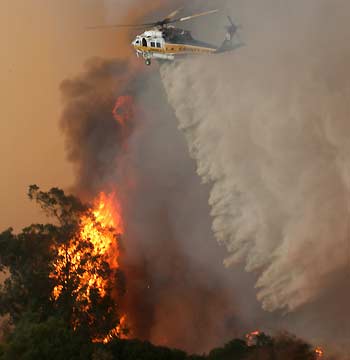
[0,187,319,359]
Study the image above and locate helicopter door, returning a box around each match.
[142,38,147,47]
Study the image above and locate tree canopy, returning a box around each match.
[0,186,322,360]
[0,186,123,342]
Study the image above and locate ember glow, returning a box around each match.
[97,315,128,344]
[246,330,261,346]
[314,346,324,359]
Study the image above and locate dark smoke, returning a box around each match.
[59,58,255,353]
[60,58,144,197]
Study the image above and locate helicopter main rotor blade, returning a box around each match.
[164,7,184,21]
[87,22,157,30]
[172,9,219,23]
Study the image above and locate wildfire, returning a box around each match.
[48,95,135,340]
[246,330,261,346]
[81,192,123,269]
[94,315,128,344]
[112,95,135,127]
[50,191,127,338]
[315,346,324,359]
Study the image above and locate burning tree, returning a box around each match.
[0,185,126,342]
[0,185,328,360]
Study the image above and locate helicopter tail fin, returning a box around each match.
[216,16,243,53]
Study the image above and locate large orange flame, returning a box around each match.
[50,191,127,339]
[82,192,123,269]
[50,94,135,338]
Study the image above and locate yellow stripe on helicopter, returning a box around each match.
[134,43,216,55]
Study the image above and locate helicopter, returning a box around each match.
[89,8,242,66]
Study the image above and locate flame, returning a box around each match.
[93,315,128,344]
[246,330,261,346]
[49,96,135,340]
[82,192,123,269]
[50,191,127,339]
[113,95,135,127]
[315,346,324,358]
[247,330,261,337]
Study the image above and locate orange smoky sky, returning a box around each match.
[0,0,150,231]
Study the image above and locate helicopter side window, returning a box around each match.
[142,38,147,47]
[156,42,161,48]
[150,42,155,47]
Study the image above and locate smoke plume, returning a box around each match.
[60,58,143,197]
[160,0,350,352]
[59,56,245,353]
[58,0,350,355]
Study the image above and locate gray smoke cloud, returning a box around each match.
[60,57,144,196]
[59,0,258,353]
[58,0,350,356]
[114,72,243,352]
[160,0,350,354]
[59,33,260,356]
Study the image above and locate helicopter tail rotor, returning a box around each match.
[217,16,244,53]
[226,16,241,39]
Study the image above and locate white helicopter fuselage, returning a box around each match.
[131,28,218,65]
[132,30,176,62]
